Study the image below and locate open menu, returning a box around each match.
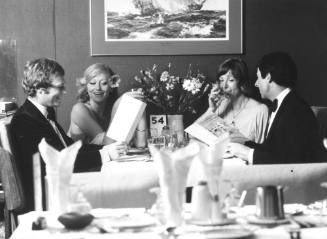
[106,94,146,143]
[185,112,234,146]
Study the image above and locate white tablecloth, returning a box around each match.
[10,210,327,239]
[70,159,327,209]
[71,161,159,209]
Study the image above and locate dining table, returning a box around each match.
[9,204,327,239]
[70,157,159,209]
[69,156,327,210]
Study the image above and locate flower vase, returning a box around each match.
[167,114,184,143]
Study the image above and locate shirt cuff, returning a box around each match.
[247,148,254,165]
[99,148,111,164]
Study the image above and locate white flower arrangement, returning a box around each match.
[134,64,209,114]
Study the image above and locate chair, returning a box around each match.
[0,148,25,239]
[32,152,45,211]
[0,116,13,154]
[311,106,327,139]
[0,116,45,238]
[0,116,14,238]
[221,161,327,205]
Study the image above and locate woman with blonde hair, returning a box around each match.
[68,63,120,144]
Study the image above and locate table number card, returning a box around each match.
[149,115,167,136]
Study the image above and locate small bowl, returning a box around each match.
[58,212,94,229]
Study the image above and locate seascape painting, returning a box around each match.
[104,0,228,40]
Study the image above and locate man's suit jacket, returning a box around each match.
[246,91,326,164]
[10,99,102,212]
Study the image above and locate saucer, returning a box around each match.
[187,218,236,226]
[246,215,289,226]
[203,228,253,239]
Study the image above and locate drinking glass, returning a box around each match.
[147,131,165,149]
[67,184,92,214]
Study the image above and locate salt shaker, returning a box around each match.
[191,181,211,221]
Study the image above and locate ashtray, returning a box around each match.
[58,212,94,229]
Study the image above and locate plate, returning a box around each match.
[203,228,253,239]
[101,214,156,230]
[127,148,149,155]
[187,218,236,226]
[246,215,289,226]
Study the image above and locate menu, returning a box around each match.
[106,94,146,143]
[185,112,234,146]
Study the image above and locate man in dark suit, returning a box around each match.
[227,52,325,164]
[10,58,127,212]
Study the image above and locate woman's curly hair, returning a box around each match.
[76,63,120,112]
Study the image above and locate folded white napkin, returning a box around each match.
[38,138,82,214]
[149,142,200,227]
[192,136,229,221]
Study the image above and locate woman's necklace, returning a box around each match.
[231,97,249,126]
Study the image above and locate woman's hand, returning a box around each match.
[208,84,230,114]
[125,89,144,100]
[102,141,128,161]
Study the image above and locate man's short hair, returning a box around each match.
[22,58,65,96]
[257,52,297,88]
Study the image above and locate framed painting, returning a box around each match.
[90,0,242,55]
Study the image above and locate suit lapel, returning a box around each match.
[22,100,66,147]
[266,92,293,140]
[22,100,50,126]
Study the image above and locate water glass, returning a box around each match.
[147,135,165,149]
[67,184,91,214]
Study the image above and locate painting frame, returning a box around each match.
[90,0,243,56]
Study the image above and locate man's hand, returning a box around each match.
[102,141,128,161]
[226,142,250,161]
[229,130,250,145]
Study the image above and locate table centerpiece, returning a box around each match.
[134,63,210,140]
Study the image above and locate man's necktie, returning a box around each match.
[270,99,278,113]
[47,107,56,121]
[264,99,279,138]
[46,108,67,147]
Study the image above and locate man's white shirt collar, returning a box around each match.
[274,88,291,113]
[28,97,48,118]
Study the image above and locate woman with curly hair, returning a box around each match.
[68,63,120,144]
[200,58,269,143]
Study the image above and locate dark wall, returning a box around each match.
[0,0,326,130]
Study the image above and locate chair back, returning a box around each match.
[0,148,25,211]
[221,161,327,205]
[0,116,13,154]
[311,106,327,139]
[33,152,45,211]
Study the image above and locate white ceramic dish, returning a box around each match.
[187,218,236,226]
[203,228,253,239]
[246,215,289,225]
